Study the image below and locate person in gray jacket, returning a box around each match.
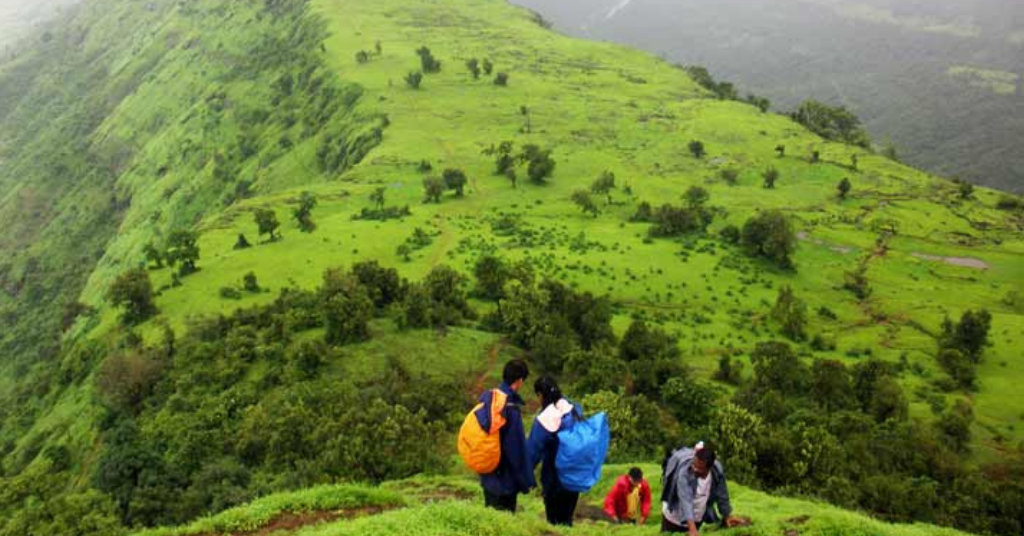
[660,442,739,534]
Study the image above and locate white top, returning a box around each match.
[536,398,573,432]
[693,474,713,521]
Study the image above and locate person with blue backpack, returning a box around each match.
[527,375,610,526]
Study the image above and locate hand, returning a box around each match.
[639,516,648,525]
[688,520,700,536]
[725,515,743,528]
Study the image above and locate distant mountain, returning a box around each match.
[512,0,1024,193]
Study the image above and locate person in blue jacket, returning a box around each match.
[527,375,582,526]
[480,359,535,512]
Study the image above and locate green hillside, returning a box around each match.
[130,465,975,536]
[0,0,1022,534]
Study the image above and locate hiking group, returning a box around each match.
[459,359,739,534]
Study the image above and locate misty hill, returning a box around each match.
[0,0,1021,535]
[511,0,1024,193]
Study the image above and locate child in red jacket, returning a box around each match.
[603,467,652,525]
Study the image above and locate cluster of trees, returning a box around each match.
[481,141,556,187]
[143,230,200,276]
[936,309,992,390]
[354,187,411,221]
[790,100,870,148]
[92,261,480,527]
[683,65,770,112]
[423,168,468,202]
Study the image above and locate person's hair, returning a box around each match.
[503,359,530,385]
[533,375,562,408]
[629,467,643,481]
[695,445,716,467]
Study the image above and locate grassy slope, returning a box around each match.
[131,464,975,536]
[111,0,1024,457]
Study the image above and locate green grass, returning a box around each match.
[132,466,976,536]
[131,484,406,536]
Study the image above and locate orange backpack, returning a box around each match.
[457,389,508,474]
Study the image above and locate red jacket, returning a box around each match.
[603,474,652,520]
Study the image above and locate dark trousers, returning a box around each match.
[662,516,702,533]
[483,489,517,513]
[543,489,579,526]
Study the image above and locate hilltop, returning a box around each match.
[0,0,1021,534]
[129,465,975,536]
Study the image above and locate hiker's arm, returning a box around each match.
[714,463,733,519]
[526,419,546,468]
[603,481,621,520]
[505,406,535,490]
[640,480,653,520]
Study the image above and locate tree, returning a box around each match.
[843,264,871,300]
[322,270,374,345]
[939,309,992,363]
[520,144,555,184]
[442,168,468,196]
[370,187,386,211]
[719,224,741,244]
[293,191,317,232]
[405,71,423,89]
[771,285,808,341]
[810,150,821,163]
[165,230,200,276]
[741,210,797,269]
[810,359,856,412]
[254,208,280,241]
[482,58,494,75]
[688,140,706,158]
[415,46,441,73]
[143,242,163,268]
[234,233,251,250]
[684,185,709,209]
[775,144,785,157]
[494,72,509,86]
[571,190,599,217]
[423,176,444,203]
[762,166,779,189]
[375,40,382,55]
[837,177,852,199]
[938,348,976,389]
[936,399,973,452]
[590,171,616,204]
[352,260,405,310]
[957,181,974,200]
[850,154,859,170]
[107,269,157,325]
[355,50,370,64]
[720,168,739,185]
[749,341,808,397]
[243,272,260,292]
[465,58,480,79]
[474,255,510,300]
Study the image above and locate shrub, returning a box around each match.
[740,210,796,269]
[415,46,441,73]
[688,140,706,158]
[404,71,423,89]
[494,72,509,86]
[107,269,157,325]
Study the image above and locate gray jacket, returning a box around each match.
[661,447,732,525]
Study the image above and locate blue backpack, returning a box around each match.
[555,411,610,492]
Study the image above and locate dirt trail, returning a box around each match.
[193,505,401,536]
[469,340,506,397]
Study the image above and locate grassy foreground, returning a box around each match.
[132,464,975,536]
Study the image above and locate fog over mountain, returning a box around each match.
[0,0,80,49]
[513,0,1024,192]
